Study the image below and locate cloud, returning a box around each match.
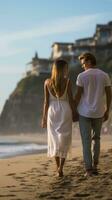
[0,14,102,42]
[0,13,105,58]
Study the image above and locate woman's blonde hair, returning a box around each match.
[51,59,68,95]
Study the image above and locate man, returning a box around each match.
[74,52,111,176]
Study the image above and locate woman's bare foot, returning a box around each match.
[55,157,60,171]
[57,168,63,177]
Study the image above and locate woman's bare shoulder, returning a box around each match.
[44,78,51,86]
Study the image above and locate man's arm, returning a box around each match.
[74,86,83,107]
[104,86,112,121]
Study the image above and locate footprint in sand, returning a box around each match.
[74,193,90,197]
[14,176,24,180]
[95,195,104,198]
[107,149,112,153]
[5,185,16,188]
[0,194,16,197]
[47,195,65,199]
[6,173,16,176]
[20,183,26,186]
[10,199,22,200]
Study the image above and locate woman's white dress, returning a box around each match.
[47,80,72,158]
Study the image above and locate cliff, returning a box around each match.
[0,74,50,134]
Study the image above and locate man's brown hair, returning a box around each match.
[78,52,96,66]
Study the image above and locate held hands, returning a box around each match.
[72,114,79,122]
[72,110,79,122]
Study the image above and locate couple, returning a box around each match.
[41,52,111,177]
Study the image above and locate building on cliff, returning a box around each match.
[26,52,52,76]
[51,21,112,64]
[75,21,112,46]
[51,42,77,67]
[26,21,112,75]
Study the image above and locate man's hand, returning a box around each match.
[72,110,79,122]
[103,110,109,122]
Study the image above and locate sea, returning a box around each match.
[0,137,47,159]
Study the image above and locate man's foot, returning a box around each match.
[92,164,99,175]
[84,169,93,177]
[92,168,99,175]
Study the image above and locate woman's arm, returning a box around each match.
[41,79,49,128]
[67,80,75,121]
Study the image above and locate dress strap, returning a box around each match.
[64,79,69,94]
[47,83,58,99]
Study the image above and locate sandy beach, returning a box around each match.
[0,133,112,200]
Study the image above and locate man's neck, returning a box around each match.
[85,65,96,70]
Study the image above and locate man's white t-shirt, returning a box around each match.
[76,68,111,118]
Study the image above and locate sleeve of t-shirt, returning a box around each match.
[104,74,111,87]
[76,74,83,87]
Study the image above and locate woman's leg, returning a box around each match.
[55,156,60,170]
[58,158,65,177]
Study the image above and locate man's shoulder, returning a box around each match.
[77,70,90,79]
[80,68,107,75]
[96,68,105,73]
[77,71,86,77]
[77,68,109,78]
[96,68,110,77]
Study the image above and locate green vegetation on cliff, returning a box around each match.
[16,76,39,95]
[11,73,50,97]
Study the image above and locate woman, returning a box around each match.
[41,59,74,177]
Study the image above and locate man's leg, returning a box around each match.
[79,115,92,171]
[92,118,103,169]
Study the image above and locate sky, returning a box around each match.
[0,0,112,112]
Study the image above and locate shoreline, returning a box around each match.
[0,133,112,159]
[0,148,47,160]
[0,134,47,159]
